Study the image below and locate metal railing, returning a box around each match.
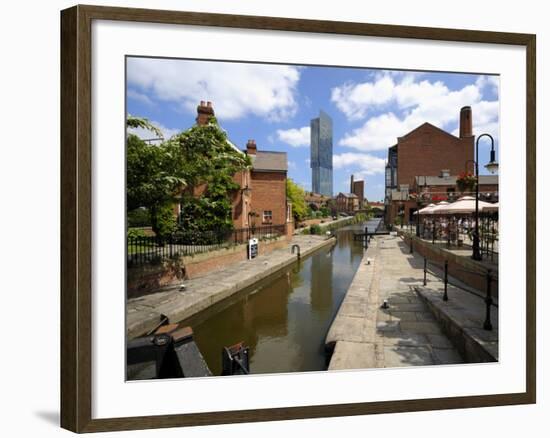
[127,224,286,267]
[422,256,497,331]
[408,222,499,262]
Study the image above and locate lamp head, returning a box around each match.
[485,149,499,174]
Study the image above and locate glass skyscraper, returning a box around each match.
[310,110,333,196]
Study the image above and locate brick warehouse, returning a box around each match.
[350,175,365,209]
[384,106,498,225]
[176,101,292,235]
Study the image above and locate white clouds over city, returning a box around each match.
[333,152,386,175]
[276,126,310,147]
[127,58,301,122]
[333,73,499,151]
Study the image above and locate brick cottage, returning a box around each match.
[176,101,293,236]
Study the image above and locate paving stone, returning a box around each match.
[326,235,470,371]
[382,331,429,347]
[328,342,377,371]
[415,312,436,322]
[432,348,464,365]
[383,345,435,367]
[400,321,443,335]
[337,301,368,318]
[388,303,426,312]
[426,334,455,349]
[389,311,418,321]
[376,309,392,322]
[376,321,400,332]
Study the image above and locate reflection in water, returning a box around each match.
[180,220,380,376]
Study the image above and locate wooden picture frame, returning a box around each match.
[60,4,536,433]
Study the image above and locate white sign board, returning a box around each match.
[248,238,258,260]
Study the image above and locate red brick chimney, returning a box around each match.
[196,100,214,126]
[459,106,473,138]
[246,139,257,155]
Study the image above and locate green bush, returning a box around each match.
[151,203,177,239]
[127,207,151,227]
[310,224,322,235]
[127,228,147,239]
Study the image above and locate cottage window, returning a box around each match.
[263,210,273,223]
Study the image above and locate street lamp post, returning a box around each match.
[416,176,427,237]
[468,133,499,261]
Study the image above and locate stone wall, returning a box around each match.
[400,232,498,297]
[127,237,289,299]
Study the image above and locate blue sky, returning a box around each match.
[127,57,499,201]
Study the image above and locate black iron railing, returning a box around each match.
[127,224,287,267]
[422,256,498,331]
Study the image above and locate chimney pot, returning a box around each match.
[246,139,257,155]
[196,100,215,125]
[459,106,473,138]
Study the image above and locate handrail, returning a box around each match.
[422,254,497,331]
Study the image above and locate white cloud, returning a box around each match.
[127,58,300,121]
[288,161,297,169]
[335,73,499,151]
[333,152,386,175]
[128,120,180,143]
[476,75,499,95]
[276,126,310,147]
[331,75,395,120]
[127,88,154,106]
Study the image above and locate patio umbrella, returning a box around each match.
[482,202,499,213]
[416,203,436,215]
[430,201,450,215]
[438,196,493,214]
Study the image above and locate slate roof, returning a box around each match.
[249,151,288,172]
[338,192,359,198]
[415,175,499,186]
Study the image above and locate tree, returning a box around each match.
[126,115,250,238]
[172,119,251,234]
[286,179,307,222]
[126,117,185,238]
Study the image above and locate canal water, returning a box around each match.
[181,218,382,376]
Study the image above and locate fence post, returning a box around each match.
[484,269,493,330]
[443,260,449,301]
[423,257,427,286]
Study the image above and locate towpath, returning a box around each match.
[326,234,465,369]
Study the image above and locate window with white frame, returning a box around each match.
[263,210,273,223]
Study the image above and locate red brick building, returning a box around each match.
[335,192,359,213]
[384,106,498,224]
[243,139,291,228]
[350,175,365,209]
[304,192,330,211]
[413,174,499,204]
[177,101,292,234]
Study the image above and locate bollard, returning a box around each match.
[423,257,427,286]
[484,269,493,330]
[410,238,413,254]
[443,260,449,301]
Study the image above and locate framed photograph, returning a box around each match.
[60,4,536,433]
